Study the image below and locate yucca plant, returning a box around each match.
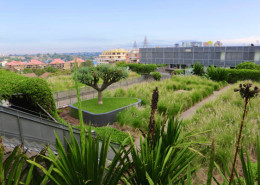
[28,126,130,185]
[124,87,199,184]
[0,137,49,185]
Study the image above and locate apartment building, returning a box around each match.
[97,49,130,64]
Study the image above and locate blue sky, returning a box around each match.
[0,0,260,54]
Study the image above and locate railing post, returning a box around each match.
[17,111,25,149]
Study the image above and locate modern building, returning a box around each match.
[26,60,46,69]
[139,46,260,68]
[49,59,66,69]
[97,49,130,64]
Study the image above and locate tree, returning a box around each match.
[77,65,128,104]
[192,62,204,76]
[33,68,46,76]
[80,60,94,67]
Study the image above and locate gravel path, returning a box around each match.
[179,84,232,120]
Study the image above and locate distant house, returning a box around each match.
[65,58,85,70]
[49,59,66,70]
[26,60,47,69]
[5,61,27,71]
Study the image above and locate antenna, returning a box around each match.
[133,41,138,50]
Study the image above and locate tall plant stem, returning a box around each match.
[229,98,249,184]
[74,57,84,128]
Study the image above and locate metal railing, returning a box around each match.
[53,77,149,108]
[0,105,117,160]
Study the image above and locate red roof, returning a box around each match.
[6,61,26,66]
[69,58,85,63]
[50,59,65,64]
[27,60,46,65]
[40,72,50,78]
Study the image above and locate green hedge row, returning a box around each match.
[226,69,260,83]
[116,63,157,74]
[0,70,59,120]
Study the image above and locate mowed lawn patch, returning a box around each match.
[73,97,139,114]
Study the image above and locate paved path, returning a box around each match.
[179,84,232,120]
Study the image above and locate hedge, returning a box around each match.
[116,63,157,74]
[235,61,260,70]
[226,69,260,83]
[0,70,59,120]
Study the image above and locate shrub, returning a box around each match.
[0,70,59,120]
[192,62,205,76]
[235,61,260,70]
[151,72,162,81]
[23,68,33,74]
[226,69,260,83]
[45,65,59,73]
[116,63,157,74]
[206,66,229,82]
[174,69,184,75]
[33,68,46,76]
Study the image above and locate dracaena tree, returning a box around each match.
[77,65,128,104]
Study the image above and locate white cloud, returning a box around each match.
[221,36,260,45]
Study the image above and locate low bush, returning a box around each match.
[226,69,260,83]
[206,66,229,82]
[235,61,260,70]
[174,69,184,75]
[117,63,157,74]
[151,72,162,81]
[192,62,205,76]
[74,125,131,145]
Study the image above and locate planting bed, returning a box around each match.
[103,75,227,130]
[70,97,141,126]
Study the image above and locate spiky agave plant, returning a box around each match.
[28,126,129,185]
[0,137,49,185]
[124,87,199,184]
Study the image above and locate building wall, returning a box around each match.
[139,46,260,67]
[97,49,130,64]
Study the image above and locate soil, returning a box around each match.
[58,107,80,126]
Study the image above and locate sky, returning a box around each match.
[0,0,260,54]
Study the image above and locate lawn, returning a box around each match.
[102,75,227,129]
[73,97,139,114]
[183,81,260,164]
[74,125,131,145]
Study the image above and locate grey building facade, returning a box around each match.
[139,46,260,67]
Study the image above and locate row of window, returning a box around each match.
[141,52,255,60]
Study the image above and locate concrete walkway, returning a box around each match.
[179,84,232,120]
